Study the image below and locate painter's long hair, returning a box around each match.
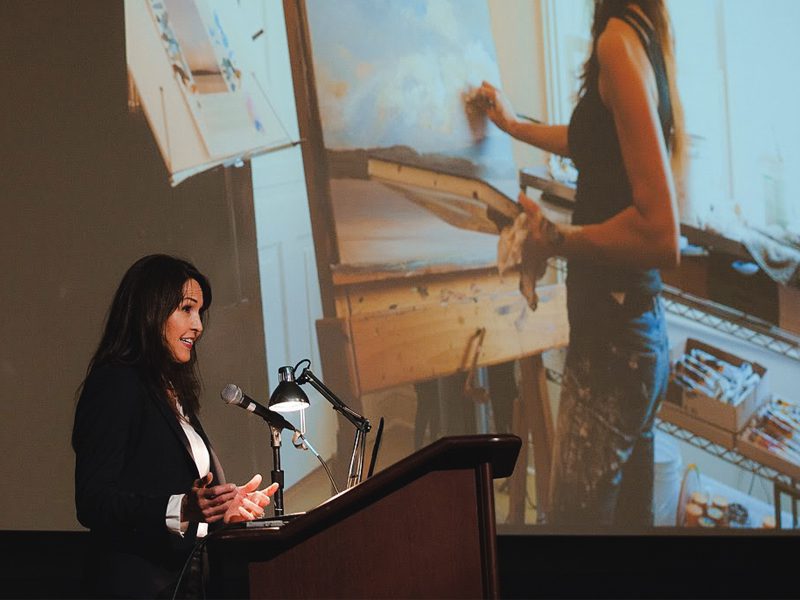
[85,254,212,417]
[580,0,688,199]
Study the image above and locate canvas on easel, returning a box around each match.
[300,0,520,272]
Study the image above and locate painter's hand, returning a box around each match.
[182,472,239,524]
[519,192,564,258]
[476,81,518,133]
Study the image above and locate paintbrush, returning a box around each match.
[462,87,491,144]
[462,85,542,144]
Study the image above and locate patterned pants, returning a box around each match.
[549,293,670,530]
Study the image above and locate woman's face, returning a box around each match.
[163,278,204,363]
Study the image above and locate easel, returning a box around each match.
[283,0,568,524]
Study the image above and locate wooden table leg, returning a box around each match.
[515,354,554,523]
[507,391,528,524]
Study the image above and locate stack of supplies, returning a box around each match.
[672,347,761,407]
[742,396,800,466]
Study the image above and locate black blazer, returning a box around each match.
[73,364,224,598]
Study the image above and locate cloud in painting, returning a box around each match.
[308,0,506,154]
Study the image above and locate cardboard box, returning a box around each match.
[778,284,800,336]
[658,401,737,449]
[665,338,768,433]
[737,398,800,480]
[737,432,800,480]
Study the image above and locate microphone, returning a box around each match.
[220,384,296,432]
[222,384,340,494]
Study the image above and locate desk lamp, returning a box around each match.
[269,360,371,490]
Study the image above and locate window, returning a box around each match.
[673,0,799,238]
[542,0,800,240]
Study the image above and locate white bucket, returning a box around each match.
[653,430,683,526]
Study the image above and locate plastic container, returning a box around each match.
[653,431,684,525]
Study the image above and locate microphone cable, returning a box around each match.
[171,534,209,600]
[293,431,339,494]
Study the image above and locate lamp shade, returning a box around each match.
[268,366,310,413]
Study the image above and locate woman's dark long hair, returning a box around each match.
[85,254,212,417]
[580,0,688,203]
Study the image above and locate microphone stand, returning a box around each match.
[268,424,285,516]
[296,366,371,489]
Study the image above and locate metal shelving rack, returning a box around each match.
[657,286,799,493]
[661,284,800,362]
[653,419,790,483]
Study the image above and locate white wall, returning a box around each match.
[670,0,800,233]
[719,0,800,231]
[244,0,335,489]
[489,0,551,171]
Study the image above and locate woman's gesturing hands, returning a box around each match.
[224,474,280,524]
[182,472,280,524]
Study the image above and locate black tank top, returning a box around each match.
[567,8,673,297]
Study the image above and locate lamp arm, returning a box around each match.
[297,367,371,488]
[297,368,371,433]
[346,428,367,489]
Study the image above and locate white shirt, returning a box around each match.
[166,407,211,538]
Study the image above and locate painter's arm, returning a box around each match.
[520,21,680,270]
[475,81,570,158]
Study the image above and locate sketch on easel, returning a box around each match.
[303,0,520,271]
[149,0,233,96]
[126,0,292,185]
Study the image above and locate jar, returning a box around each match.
[685,503,704,527]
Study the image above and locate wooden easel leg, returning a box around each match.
[507,390,528,524]
[519,354,554,522]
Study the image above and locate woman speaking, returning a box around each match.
[73,254,277,597]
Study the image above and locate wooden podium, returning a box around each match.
[205,434,521,599]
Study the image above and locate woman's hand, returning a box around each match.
[181,473,239,525]
[469,81,571,156]
[224,474,280,524]
[518,192,565,258]
[474,81,519,134]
